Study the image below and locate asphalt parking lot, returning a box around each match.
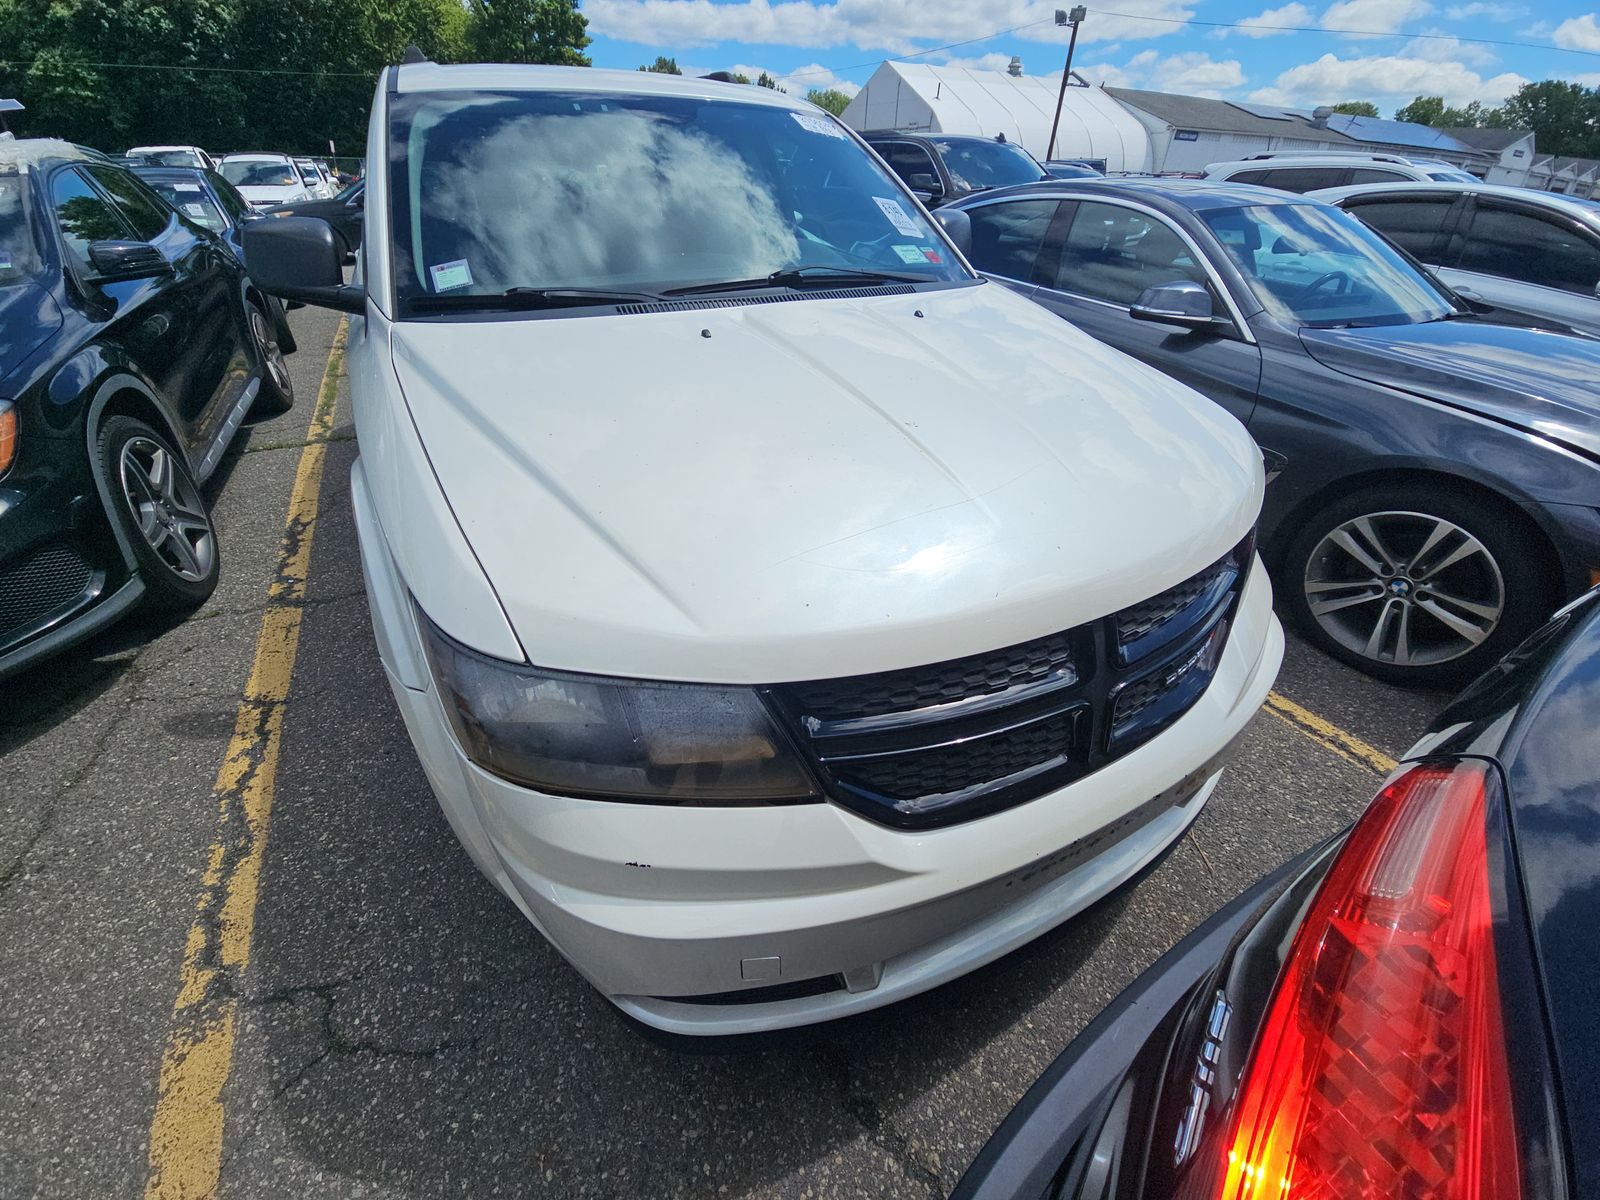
[0,305,1450,1200]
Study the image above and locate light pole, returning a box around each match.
[1046,6,1087,162]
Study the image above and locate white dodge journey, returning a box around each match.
[246,62,1282,1034]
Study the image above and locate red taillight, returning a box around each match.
[1216,761,1520,1200]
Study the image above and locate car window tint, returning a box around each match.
[1225,169,1270,186]
[1347,169,1412,185]
[965,199,1060,282]
[1253,167,1349,193]
[1055,201,1206,304]
[1459,205,1600,294]
[877,142,939,186]
[1344,198,1455,261]
[206,171,251,223]
[87,166,172,240]
[51,168,132,265]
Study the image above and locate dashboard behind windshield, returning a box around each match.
[931,139,1044,191]
[1202,202,1453,327]
[386,90,971,311]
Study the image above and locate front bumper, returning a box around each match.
[352,459,1284,1034]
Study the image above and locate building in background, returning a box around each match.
[1438,127,1537,186]
[1107,89,1361,174]
[838,62,1153,173]
[1319,113,1492,174]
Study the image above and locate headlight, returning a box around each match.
[0,401,16,476]
[417,605,820,804]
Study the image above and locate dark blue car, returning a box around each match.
[0,140,293,679]
[944,178,1600,686]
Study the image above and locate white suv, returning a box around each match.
[1205,153,1478,193]
[245,62,1282,1034]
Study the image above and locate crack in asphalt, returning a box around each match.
[825,1046,947,1198]
[240,430,356,456]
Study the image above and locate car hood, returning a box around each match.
[389,283,1263,682]
[1299,320,1600,461]
[0,282,62,385]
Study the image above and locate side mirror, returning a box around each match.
[243,216,362,312]
[1129,280,1219,330]
[88,240,168,280]
[933,207,972,258]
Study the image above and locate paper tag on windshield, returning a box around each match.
[183,202,207,216]
[892,244,928,264]
[429,259,472,292]
[175,183,202,193]
[873,196,921,237]
[791,111,847,139]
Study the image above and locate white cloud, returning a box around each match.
[1076,48,1245,96]
[583,0,1198,57]
[1250,51,1525,109]
[1554,13,1600,51]
[1319,0,1432,35]
[1442,1,1524,18]
[1233,2,1313,37]
[1399,31,1498,66]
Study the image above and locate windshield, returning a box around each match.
[148,180,225,231]
[335,180,363,203]
[931,139,1044,191]
[134,150,203,168]
[0,166,39,285]
[220,160,297,187]
[388,90,969,311]
[1201,202,1453,327]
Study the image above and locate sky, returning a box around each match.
[580,0,1600,115]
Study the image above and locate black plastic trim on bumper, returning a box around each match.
[0,574,145,682]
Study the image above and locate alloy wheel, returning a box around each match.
[118,436,215,582]
[250,308,292,397]
[1302,510,1505,668]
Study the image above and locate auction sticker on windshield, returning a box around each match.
[791,112,846,139]
[892,245,929,264]
[429,259,473,292]
[873,197,922,237]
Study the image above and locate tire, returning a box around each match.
[98,416,220,612]
[1283,484,1555,688]
[248,300,295,416]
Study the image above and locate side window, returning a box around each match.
[206,171,250,224]
[1054,201,1207,305]
[1458,205,1600,294]
[965,199,1061,282]
[878,142,940,187]
[1344,198,1456,261]
[1254,167,1348,193]
[1347,169,1412,185]
[86,166,172,241]
[51,168,132,267]
[1224,169,1269,186]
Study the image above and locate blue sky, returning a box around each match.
[581,0,1600,115]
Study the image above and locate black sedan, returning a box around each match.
[0,140,292,680]
[130,164,298,356]
[860,131,1048,206]
[954,584,1600,1200]
[263,179,364,261]
[943,178,1600,686]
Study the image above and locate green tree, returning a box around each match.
[1392,95,1485,127]
[1491,80,1600,156]
[729,72,751,84]
[637,56,682,74]
[1329,100,1378,117]
[466,0,590,66]
[805,88,851,116]
[756,71,783,91]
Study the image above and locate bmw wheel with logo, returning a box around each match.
[1284,484,1555,687]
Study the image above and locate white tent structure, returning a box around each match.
[839,62,1153,173]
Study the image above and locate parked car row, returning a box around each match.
[0,139,296,679]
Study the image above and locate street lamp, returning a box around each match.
[1046,6,1088,162]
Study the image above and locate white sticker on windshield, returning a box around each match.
[429,259,473,292]
[0,253,11,270]
[891,244,928,264]
[175,183,202,193]
[183,202,208,216]
[791,111,847,139]
[873,196,922,237]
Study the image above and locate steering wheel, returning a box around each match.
[1297,271,1351,300]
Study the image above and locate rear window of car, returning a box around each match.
[221,159,298,187]
[1250,166,1349,193]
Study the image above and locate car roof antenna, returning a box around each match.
[400,44,431,65]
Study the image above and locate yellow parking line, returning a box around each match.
[143,319,348,1200]
[1263,690,1399,777]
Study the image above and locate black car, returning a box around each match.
[942,178,1600,686]
[860,131,1048,206]
[263,179,364,261]
[954,584,1600,1200]
[0,140,293,679]
[1043,160,1103,180]
[131,164,298,354]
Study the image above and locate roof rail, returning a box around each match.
[1239,151,1412,165]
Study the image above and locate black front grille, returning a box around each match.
[768,536,1253,829]
[0,544,97,645]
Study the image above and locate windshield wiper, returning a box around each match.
[407,286,662,313]
[662,265,925,297]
